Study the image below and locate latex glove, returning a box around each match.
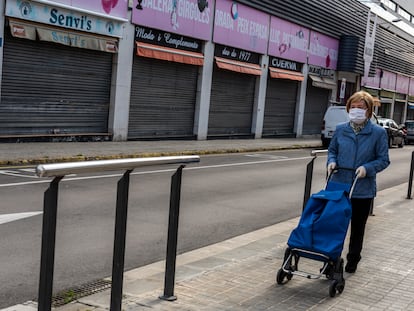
[327,162,336,175]
[356,166,366,178]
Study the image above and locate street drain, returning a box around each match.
[49,279,112,307]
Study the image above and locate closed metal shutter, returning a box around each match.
[128,57,197,139]
[0,29,112,136]
[208,67,255,137]
[407,105,414,120]
[393,101,405,124]
[263,79,298,137]
[303,85,330,135]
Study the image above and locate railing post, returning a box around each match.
[110,170,132,311]
[35,156,199,310]
[38,176,63,311]
[407,151,414,200]
[160,165,185,301]
[303,157,316,211]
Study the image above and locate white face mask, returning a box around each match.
[349,108,367,124]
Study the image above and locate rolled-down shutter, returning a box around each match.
[303,84,331,135]
[263,79,298,137]
[393,101,405,124]
[128,57,198,139]
[208,67,255,137]
[0,29,112,136]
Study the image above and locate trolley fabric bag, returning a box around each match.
[287,188,352,260]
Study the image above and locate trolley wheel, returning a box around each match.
[276,268,288,285]
[329,280,338,297]
[329,278,345,297]
[337,279,345,294]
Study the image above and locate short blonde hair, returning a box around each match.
[346,90,374,118]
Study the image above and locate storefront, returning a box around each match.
[209,0,268,137]
[1,0,125,139]
[129,27,204,139]
[393,74,409,124]
[409,79,414,120]
[263,57,303,137]
[378,70,397,118]
[303,32,339,135]
[129,0,211,139]
[263,17,306,137]
[208,45,261,137]
[303,68,337,134]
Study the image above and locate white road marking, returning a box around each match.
[0,212,43,225]
[19,168,36,173]
[245,154,288,160]
[0,170,40,178]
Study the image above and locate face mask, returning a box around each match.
[349,108,367,124]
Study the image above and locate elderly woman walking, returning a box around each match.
[327,90,390,273]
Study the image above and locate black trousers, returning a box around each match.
[347,198,373,263]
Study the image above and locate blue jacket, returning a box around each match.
[327,121,390,198]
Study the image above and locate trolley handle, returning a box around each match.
[326,166,359,199]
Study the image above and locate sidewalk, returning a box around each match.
[5,182,414,311]
[0,137,321,166]
[2,137,414,310]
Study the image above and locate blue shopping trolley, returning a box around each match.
[276,167,358,297]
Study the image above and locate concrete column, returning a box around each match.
[108,17,135,141]
[402,95,408,123]
[251,54,268,138]
[294,63,309,137]
[193,41,214,140]
[390,92,396,119]
[0,0,5,100]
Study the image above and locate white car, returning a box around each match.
[321,105,349,148]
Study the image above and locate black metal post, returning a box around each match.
[303,157,316,211]
[110,170,132,311]
[38,176,63,311]
[407,151,414,200]
[160,165,185,301]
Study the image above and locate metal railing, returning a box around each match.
[35,155,200,311]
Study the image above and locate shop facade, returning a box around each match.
[263,16,306,137]
[129,0,211,139]
[209,0,267,138]
[2,0,414,141]
[0,0,127,140]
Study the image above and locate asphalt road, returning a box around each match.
[0,146,412,308]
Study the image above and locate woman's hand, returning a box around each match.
[356,166,366,178]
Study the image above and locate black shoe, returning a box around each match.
[345,254,361,273]
[345,261,357,273]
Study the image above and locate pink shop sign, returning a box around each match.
[132,0,212,41]
[38,0,128,19]
[213,0,269,54]
[308,31,338,70]
[268,16,309,64]
[361,68,381,89]
[409,78,414,96]
[380,70,397,91]
[396,74,409,94]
